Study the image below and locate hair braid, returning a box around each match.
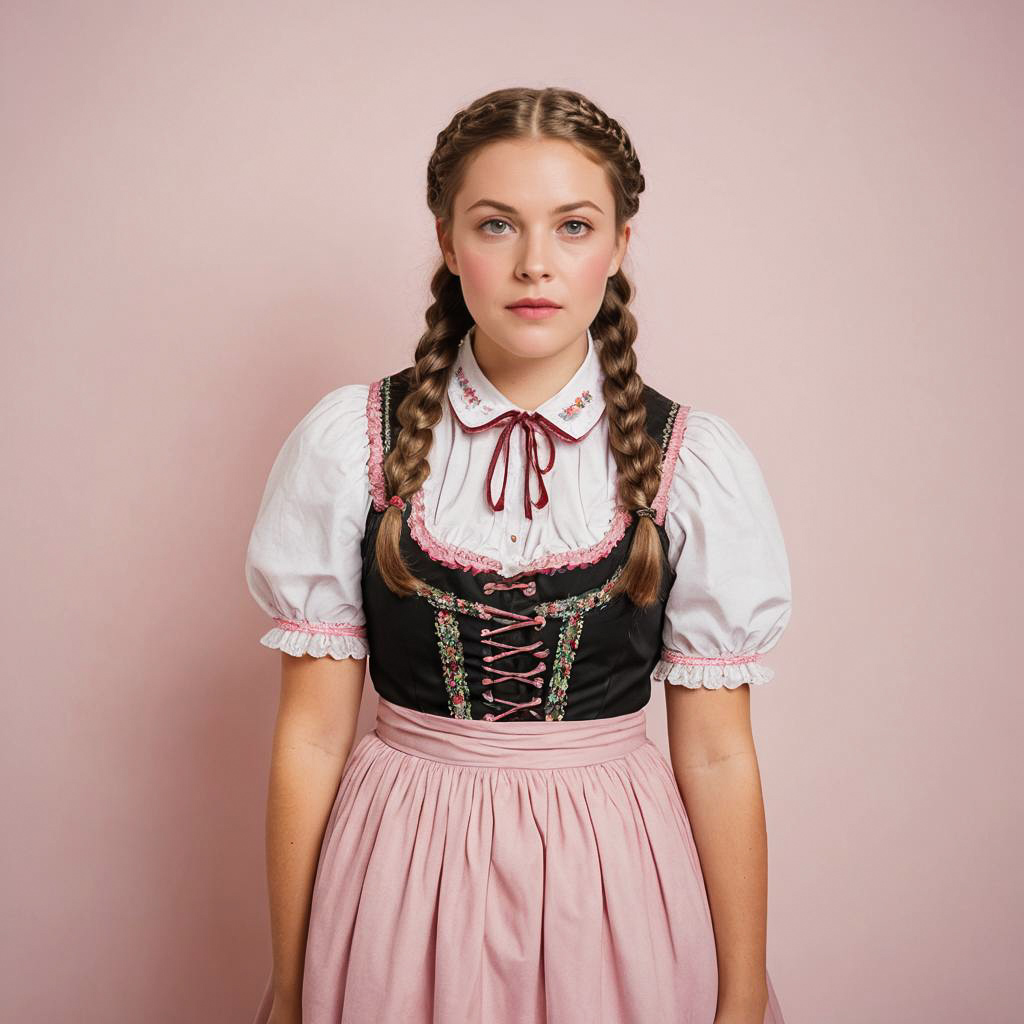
[373,268,471,595]
[593,273,667,606]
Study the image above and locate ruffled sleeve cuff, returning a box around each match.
[652,649,775,689]
[258,618,369,661]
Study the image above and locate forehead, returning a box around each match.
[457,138,612,212]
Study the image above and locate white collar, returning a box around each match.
[444,324,606,519]
[447,325,605,441]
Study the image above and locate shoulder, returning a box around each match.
[656,408,789,596]
[635,378,763,467]
[653,405,779,522]
[265,384,372,493]
[679,408,747,452]
[276,383,371,457]
[675,409,769,479]
[297,382,370,433]
[662,405,785,555]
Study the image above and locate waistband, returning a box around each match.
[373,695,650,768]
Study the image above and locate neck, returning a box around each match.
[470,326,589,412]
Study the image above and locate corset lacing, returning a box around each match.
[478,578,548,721]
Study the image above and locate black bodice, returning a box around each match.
[359,367,684,721]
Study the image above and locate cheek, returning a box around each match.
[573,250,613,295]
[457,249,503,297]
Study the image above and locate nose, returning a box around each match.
[514,230,554,281]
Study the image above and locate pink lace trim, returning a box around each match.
[408,488,501,574]
[652,404,690,525]
[272,617,368,638]
[408,486,632,576]
[366,378,388,511]
[659,648,762,666]
[517,506,631,575]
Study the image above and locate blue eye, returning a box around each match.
[478,217,593,237]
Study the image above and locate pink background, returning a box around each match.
[3,3,1020,1021]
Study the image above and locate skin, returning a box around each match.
[436,136,627,411]
[263,652,365,1024]
[665,683,772,1022]
[262,135,770,1023]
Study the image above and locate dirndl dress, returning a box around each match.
[251,695,786,1024]
[245,358,793,1023]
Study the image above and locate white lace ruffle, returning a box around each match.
[258,626,369,661]
[652,657,775,689]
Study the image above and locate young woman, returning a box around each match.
[246,86,792,1024]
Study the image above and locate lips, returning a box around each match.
[507,303,561,320]
[507,300,561,308]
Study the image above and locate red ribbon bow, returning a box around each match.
[455,405,584,520]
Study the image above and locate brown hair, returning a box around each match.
[375,86,666,607]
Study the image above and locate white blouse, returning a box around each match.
[245,327,793,688]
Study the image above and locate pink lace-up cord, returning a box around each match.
[477,580,548,721]
[483,579,537,597]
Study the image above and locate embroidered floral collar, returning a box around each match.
[446,324,605,442]
[444,325,607,519]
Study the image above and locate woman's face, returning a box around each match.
[438,137,629,363]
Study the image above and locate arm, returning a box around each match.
[664,682,770,1023]
[242,384,374,1020]
[263,652,366,1018]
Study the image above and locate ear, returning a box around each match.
[609,224,631,277]
[436,218,459,276]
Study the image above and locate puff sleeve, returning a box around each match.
[652,410,792,688]
[244,384,372,659]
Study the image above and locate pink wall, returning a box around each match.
[3,3,1020,1021]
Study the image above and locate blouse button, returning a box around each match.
[510,534,518,542]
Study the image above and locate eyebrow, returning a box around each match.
[464,198,604,216]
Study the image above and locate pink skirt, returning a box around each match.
[253,695,786,1024]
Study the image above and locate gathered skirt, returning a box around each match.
[252,694,786,1024]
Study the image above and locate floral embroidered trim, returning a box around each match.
[454,365,488,410]
[419,567,623,720]
[557,388,593,421]
[652,402,689,526]
[434,609,473,718]
[533,563,623,619]
[422,585,504,621]
[271,617,368,637]
[423,586,511,719]
[365,377,389,511]
[541,563,624,720]
[658,648,763,665]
